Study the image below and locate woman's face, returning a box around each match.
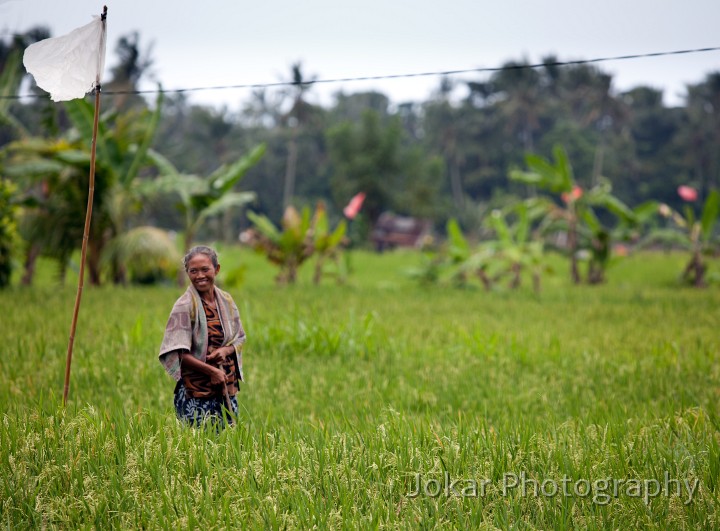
[186,254,220,295]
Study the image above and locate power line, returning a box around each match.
[2,46,720,100]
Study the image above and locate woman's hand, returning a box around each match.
[179,352,230,384]
[206,346,233,364]
[209,366,227,385]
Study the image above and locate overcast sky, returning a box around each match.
[2,0,719,109]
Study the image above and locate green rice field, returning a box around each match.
[1,249,719,529]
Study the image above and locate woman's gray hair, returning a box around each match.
[183,245,219,271]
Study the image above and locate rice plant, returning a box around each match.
[1,250,718,528]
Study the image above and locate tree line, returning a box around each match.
[1,29,719,286]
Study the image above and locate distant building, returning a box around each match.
[370,212,433,251]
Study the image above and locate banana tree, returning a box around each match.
[5,141,85,283]
[484,200,549,293]
[309,201,347,284]
[510,145,634,284]
[444,217,495,289]
[143,144,264,252]
[245,205,313,284]
[657,187,720,287]
[578,180,637,284]
[418,218,496,290]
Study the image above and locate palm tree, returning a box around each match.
[490,61,543,153]
[104,32,154,111]
[683,73,720,196]
[281,62,318,208]
[556,64,628,185]
[423,78,464,210]
[241,88,283,128]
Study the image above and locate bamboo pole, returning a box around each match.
[63,85,101,406]
[63,7,107,406]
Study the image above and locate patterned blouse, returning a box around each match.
[180,299,240,398]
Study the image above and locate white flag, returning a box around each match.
[23,14,107,102]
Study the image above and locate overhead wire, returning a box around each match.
[1,46,719,100]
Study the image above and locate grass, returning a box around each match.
[1,248,719,528]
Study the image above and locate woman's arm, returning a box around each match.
[180,353,227,385]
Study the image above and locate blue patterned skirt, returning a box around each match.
[173,381,238,428]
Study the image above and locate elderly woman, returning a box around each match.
[159,246,245,427]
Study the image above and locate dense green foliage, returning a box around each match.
[3,30,720,236]
[1,30,719,292]
[1,251,719,528]
[0,178,19,287]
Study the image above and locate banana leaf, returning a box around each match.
[700,190,719,243]
[211,144,266,195]
[247,211,281,242]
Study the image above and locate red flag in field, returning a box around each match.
[23,14,107,101]
[343,192,366,219]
